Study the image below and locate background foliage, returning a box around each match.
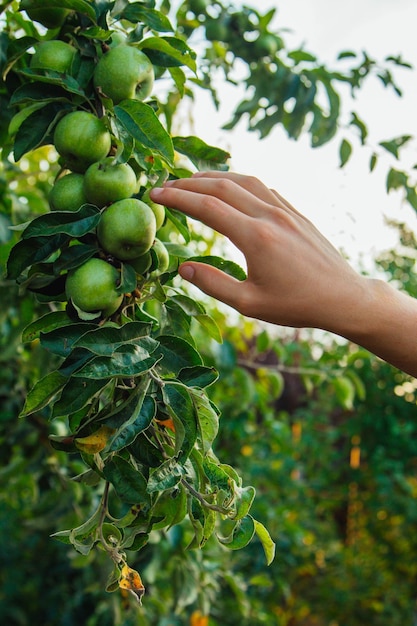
[1,1,417,625]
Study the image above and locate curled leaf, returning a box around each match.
[118,564,145,604]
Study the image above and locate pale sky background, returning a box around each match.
[185,0,417,271]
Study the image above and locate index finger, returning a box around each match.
[150,184,253,249]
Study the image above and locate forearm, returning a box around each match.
[335,278,417,377]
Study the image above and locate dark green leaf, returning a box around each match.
[386,168,408,192]
[173,136,230,170]
[150,485,187,528]
[73,322,155,356]
[147,458,185,493]
[287,50,317,63]
[140,36,196,71]
[107,390,156,451]
[162,383,198,462]
[379,135,412,160]
[51,377,107,418]
[188,255,247,281]
[22,205,101,239]
[164,207,190,243]
[21,0,96,21]
[219,515,255,550]
[128,430,163,468]
[178,366,218,388]
[103,456,150,505]
[22,311,72,342]
[350,112,368,145]
[118,261,137,294]
[156,334,202,377]
[114,100,174,164]
[117,4,173,31]
[73,345,159,379]
[41,323,99,357]
[339,138,352,168]
[20,370,67,417]
[53,243,98,274]
[369,152,378,172]
[13,102,62,161]
[10,82,72,106]
[6,234,69,280]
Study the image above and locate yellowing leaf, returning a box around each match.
[75,425,115,454]
[118,564,145,604]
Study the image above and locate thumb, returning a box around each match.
[178,262,244,309]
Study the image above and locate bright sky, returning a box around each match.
[189,0,417,271]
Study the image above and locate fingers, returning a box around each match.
[192,171,288,208]
[151,183,253,249]
[178,261,245,311]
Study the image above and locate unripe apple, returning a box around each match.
[129,251,152,275]
[53,111,112,173]
[30,40,76,73]
[97,198,156,260]
[149,239,170,278]
[141,189,165,230]
[66,258,123,317]
[94,45,154,104]
[49,173,87,212]
[83,158,137,207]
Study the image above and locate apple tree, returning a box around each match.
[1,0,416,623]
[1,0,278,608]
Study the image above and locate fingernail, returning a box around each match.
[179,264,195,281]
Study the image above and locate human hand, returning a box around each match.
[150,171,369,336]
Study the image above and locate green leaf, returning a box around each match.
[7,234,69,279]
[20,0,96,21]
[20,370,67,417]
[349,112,368,144]
[53,243,98,274]
[219,515,255,550]
[150,484,187,528]
[178,366,218,389]
[287,50,317,63]
[10,82,72,106]
[73,345,159,380]
[168,67,186,96]
[103,456,150,505]
[40,323,99,357]
[140,36,196,71]
[369,152,378,172]
[339,138,352,168]
[188,255,247,281]
[13,102,62,161]
[118,261,137,295]
[164,207,190,243]
[232,486,256,521]
[22,311,72,342]
[114,100,174,164]
[386,168,408,192]
[73,322,155,356]
[107,389,156,452]
[162,383,198,462]
[189,387,219,454]
[253,519,276,565]
[156,334,202,377]
[51,377,107,418]
[379,135,412,160]
[173,136,230,170]
[22,205,101,239]
[147,458,185,493]
[116,4,173,32]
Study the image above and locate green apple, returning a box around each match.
[53,111,112,173]
[97,198,156,260]
[49,173,87,212]
[66,258,123,317]
[21,0,70,29]
[83,158,137,207]
[129,251,152,275]
[149,239,170,278]
[30,41,76,73]
[94,45,154,104]
[189,0,208,15]
[142,189,165,230]
[253,33,282,58]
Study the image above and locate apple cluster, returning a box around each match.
[29,36,170,320]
